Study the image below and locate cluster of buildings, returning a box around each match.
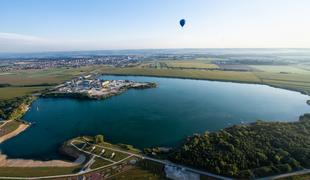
[0,55,141,72]
[55,75,154,98]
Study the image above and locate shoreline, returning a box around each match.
[0,74,309,179]
[0,123,29,144]
[1,74,308,145]
[0,97,35,144]
[0,154,83,167]
[1,73,309,145]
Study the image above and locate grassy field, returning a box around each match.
[90,157,112,169]
[165,60,219,69]
[99,67,261,83]
[0,66,99,86]
[0,66,101,100]
[139,60,219,70]
[0,86,48,100]
[251,65,310,74]
[252,65,310,95]
[83,143,129,162]
[1,63,309,100]
[0,166,80,177]
[107,159,168,180]
[107,166,168,180]
[0,120,22,136]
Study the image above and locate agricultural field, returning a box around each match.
[251,65,310,74]
[0,66,99,86]
[139,60,219,70]
[0,86,48,100]
[1,62,310,102]
[0,66,101,100]
[98,63,310,96]
[164,60,219,69]
[252,65,310,95]
[99,67,261,83]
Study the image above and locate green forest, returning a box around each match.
[169,114,310,178]
[0,95,34,120]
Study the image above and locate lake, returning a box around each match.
[1,75,309,160]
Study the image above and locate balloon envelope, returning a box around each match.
[179,19,185,27]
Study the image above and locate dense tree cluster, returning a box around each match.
[95,134,104,144]
[0,96,33,120]
[169,114,310,178]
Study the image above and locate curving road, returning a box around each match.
[0,139,308,179]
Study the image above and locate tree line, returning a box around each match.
[169,114,310,178]
[0,95,33,120]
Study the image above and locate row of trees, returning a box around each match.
[169,114,310,178]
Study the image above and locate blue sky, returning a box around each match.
[0,0,310,52]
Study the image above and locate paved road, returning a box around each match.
[0,139,230,180]
[258,169,310,180]
[73,140,232,180]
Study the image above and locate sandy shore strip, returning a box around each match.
[0,154,85,167]
[0,123,29,144]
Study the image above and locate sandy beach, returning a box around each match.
[0,123,29,144]
[0,154,85,167]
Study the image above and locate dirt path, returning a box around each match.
[0,120,12,128]
[0,123,28,143]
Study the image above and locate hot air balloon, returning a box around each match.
[179,19,186,28]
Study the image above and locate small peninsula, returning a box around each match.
[42,74,157,99]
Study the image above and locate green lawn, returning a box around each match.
[92,146,104,155]
[101,149,129,162]
[81,143,129,162]
[90,157,112,169]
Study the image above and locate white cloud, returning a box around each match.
[0,32,45,42]
[0,32,54,52]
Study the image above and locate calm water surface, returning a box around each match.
[1,76,309,160]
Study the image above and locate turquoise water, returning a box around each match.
[1,76,309,160]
